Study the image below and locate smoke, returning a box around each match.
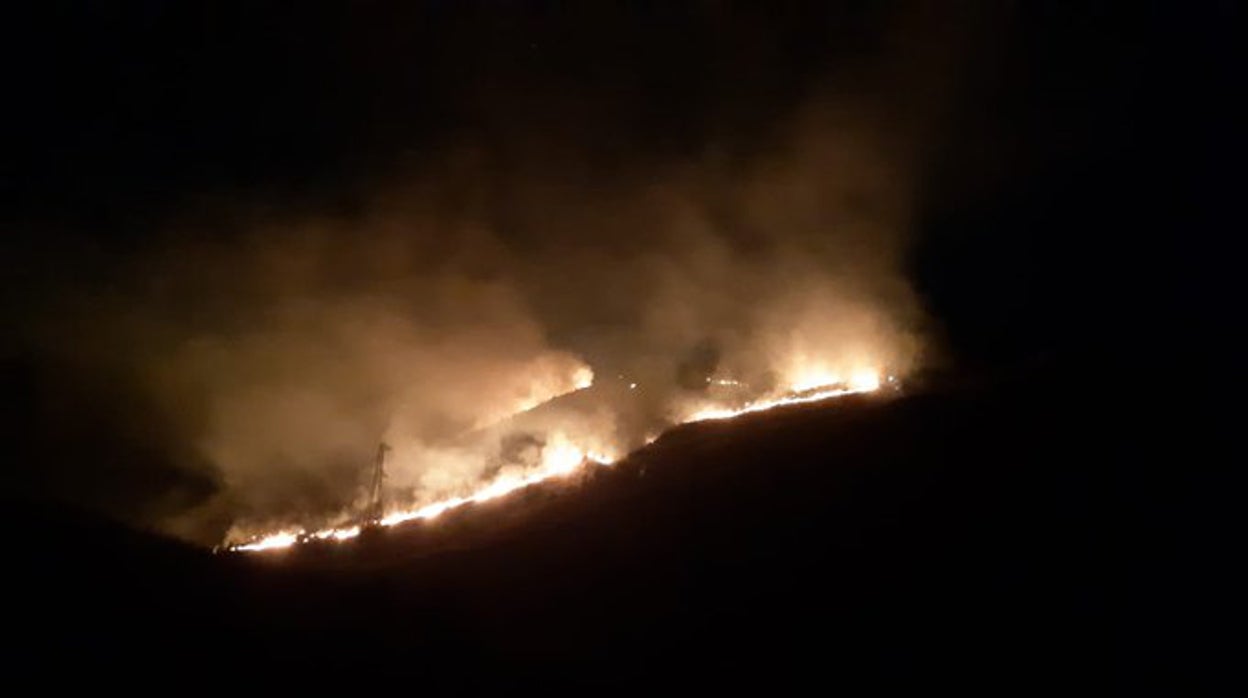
[151,101,924,544]
[3,2,984,545]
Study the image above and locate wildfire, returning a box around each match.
[378,439,614,529]
[229,435,618,552]
[226,367,887,553]
[234,530,301,552]
[681,368,882,422]
[789,368,843,393]
[572,366,594,390]
[495,365,596,421]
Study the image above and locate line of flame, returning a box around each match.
[228,374,883,553]
[683,374,880,423]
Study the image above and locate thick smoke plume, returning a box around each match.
[117,108,922,545]
[3,2,982,545]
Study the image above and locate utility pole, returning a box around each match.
[366,442,390,524]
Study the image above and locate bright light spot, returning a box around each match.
[544,440,585,475]
[790,368,842,392]
[235,531,300,552]
[573,366,594,390]
[849,370,881,392]
[586,450,616,465]
[311,526,361,542]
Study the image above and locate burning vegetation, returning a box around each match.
[4,3,959,549]
[227,364,893,552]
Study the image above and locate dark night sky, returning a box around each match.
[1,2,1239,532]
[5,2,1232,337]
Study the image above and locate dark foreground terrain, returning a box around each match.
[6,354,1223,693]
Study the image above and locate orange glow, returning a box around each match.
[228,434,620,551]
[789,368,842,393]
[681,370,879,423]
[311,526,361,542]
[225,367,887,553]
[572,366,594,390]
[234,530,300,552]
[848,369,880,392]
[379,435,617,527]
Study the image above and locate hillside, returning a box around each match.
[11,357,1201,692]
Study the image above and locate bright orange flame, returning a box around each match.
[378,435,613,528]
[226,368,886,553]
[848,369,880,392]
[789,368,842,393]
[234,530,301,552]
[682,371,879,423]
[572,366,594,390]
[228,435,619,551]
[311,526,361,542]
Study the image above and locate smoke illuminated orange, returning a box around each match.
[680,380,875,423]
[226,368,886,553]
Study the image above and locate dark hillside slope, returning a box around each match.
[6,358,1205,693]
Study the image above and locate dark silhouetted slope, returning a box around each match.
[5,356,1215,694]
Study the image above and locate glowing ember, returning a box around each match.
[226,369,886,553]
